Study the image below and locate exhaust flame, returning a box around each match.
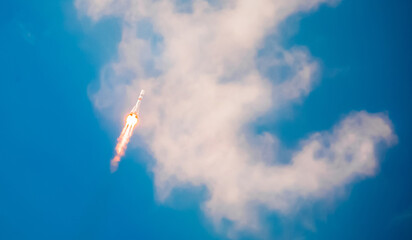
[111,113,139,172]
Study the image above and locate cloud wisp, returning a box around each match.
[76,0,395,235]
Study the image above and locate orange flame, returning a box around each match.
[111,113,139,172]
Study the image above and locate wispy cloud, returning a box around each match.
[76,0,396,236]
[390,203,412,227]
[17,22,36,45]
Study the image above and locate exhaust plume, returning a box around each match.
[76,0,396,236]
[111,113,138,172]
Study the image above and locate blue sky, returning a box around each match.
[0,0,411,239]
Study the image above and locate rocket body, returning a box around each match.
[111,89,144,172]
[131,90,145,114]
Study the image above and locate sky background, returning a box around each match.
[0,0,411,239]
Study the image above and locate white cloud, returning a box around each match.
[76,0,395,236]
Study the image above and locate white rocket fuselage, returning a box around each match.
[131,90,145,115]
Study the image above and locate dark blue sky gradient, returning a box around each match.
[0,0,411,239]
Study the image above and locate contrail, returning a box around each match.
[111,90,145,172]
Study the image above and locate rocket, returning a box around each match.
[130,89,145,116]
[111,90,145,172]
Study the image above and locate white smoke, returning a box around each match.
[76,0,395,235]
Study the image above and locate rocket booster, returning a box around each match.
[131,89,145,114]
[111,89,144,172]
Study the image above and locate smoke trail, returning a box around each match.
[76,0,396,235]
[111,113,139,172]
